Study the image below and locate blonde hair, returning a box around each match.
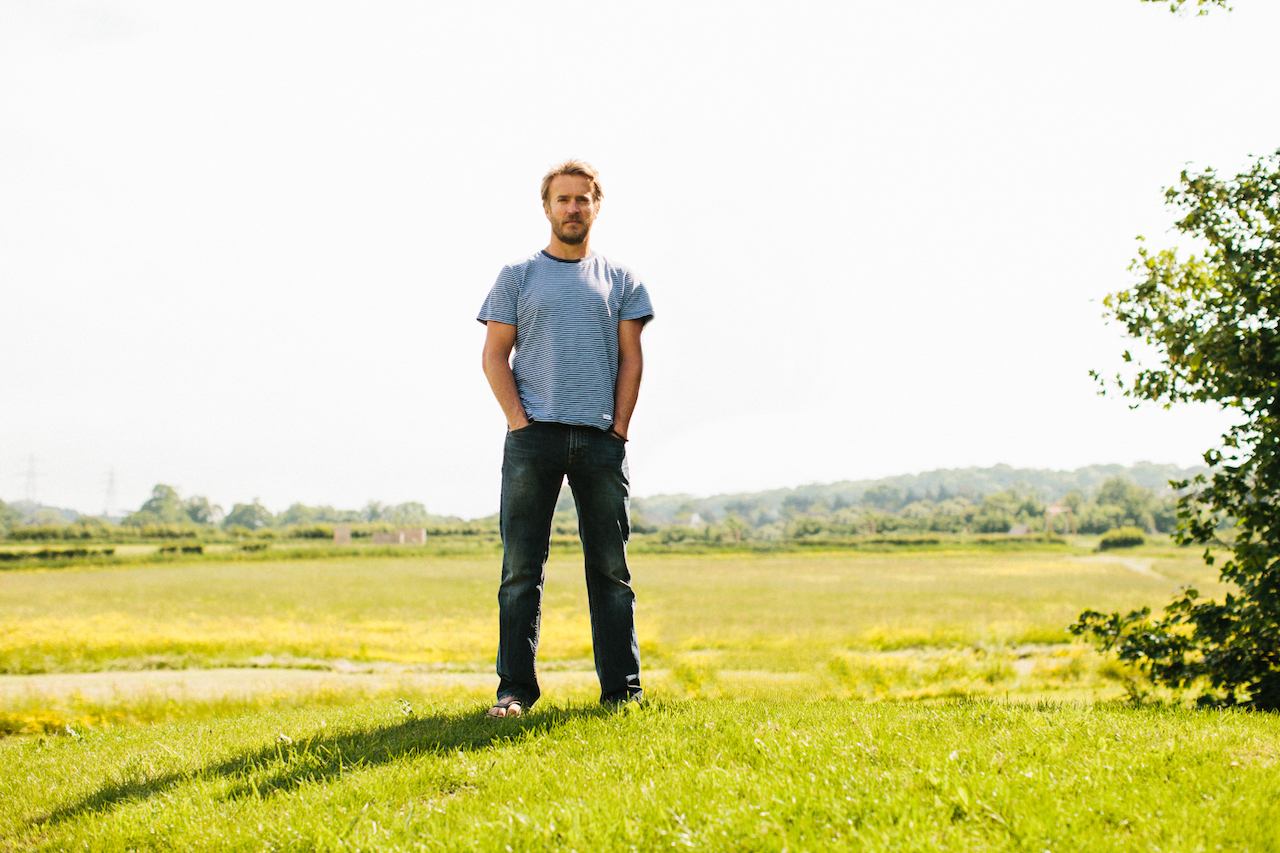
[540,159,603,206]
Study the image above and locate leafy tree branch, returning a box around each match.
[1073,150,1280,708]
[1140,0,1231,14]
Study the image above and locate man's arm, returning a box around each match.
[611,318,645,438]
[481,321,530,430]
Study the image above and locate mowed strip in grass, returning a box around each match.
[2,697,1278,852]
[0,548,1220,675]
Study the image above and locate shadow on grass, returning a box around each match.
[36,704,606,828]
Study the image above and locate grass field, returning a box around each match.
[3,543,1276,851]
[0,545,1218,674]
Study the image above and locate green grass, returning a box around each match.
[0,681,421,737]
[0,548,1221,674]
[2,545,1266,850]
[0,539,504,571]
[3,697,1278,851]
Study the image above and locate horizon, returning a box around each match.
[2,458,1206,522]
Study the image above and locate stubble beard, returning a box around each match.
[552,218,590,246]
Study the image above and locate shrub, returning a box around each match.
[788,517,826,537]
[659,526,690,544]
[132,524,200,539]
[630,513,659,535]
[286,525,334,539]
[6,519,118,541]
[6,525,72,541]
[1099,526,1146,550]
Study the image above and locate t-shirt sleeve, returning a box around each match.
[621,271,655,324]
[477,266,520,325]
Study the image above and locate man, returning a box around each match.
[477,159,653,717]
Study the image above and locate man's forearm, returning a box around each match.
[612,351,643,437]
[482,354,529,429]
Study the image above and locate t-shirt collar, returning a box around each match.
[540,249,594,264]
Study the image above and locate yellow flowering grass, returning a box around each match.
[0,549,1220,676]
[0,609,604,674]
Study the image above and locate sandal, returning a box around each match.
[487,696,523,718]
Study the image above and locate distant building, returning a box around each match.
[1008,524,1030,536]
[371,528,427,545]
[1044,505,1076,535]
[333,524,352,545]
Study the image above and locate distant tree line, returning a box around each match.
[631,474,1184,544]
[0,486,486,541]
[0,499,77,535]
[2,463,1198,544]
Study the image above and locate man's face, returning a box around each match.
[544,174,599,245]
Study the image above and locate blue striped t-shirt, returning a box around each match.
[477,250,654,429]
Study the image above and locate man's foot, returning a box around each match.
[602,692,645,711]
[487,696,523,718]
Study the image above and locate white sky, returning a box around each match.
[2,1,1275,519]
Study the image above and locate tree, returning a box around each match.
[721,515,751,542]
[1140,0,1230,13]
[1094,477,1157,531]
[782,494,826,516]
[1073,150,1280,709]
[224,501,274,531]
[277,504,360,526]
[971,490,1027,533]
[278,503,319,527]
[126,485,190,526]
[124,485,221,527]
[185,495,224,526]
[0,499,22,536]
[32,508,69,526]
[385,502,429,525]
[724,499,769,526]
[1061,489,1084,513]
[861,484,905,511]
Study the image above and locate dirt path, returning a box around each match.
[1070,554,1161,577]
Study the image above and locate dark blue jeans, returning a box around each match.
[497,421,642,707]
